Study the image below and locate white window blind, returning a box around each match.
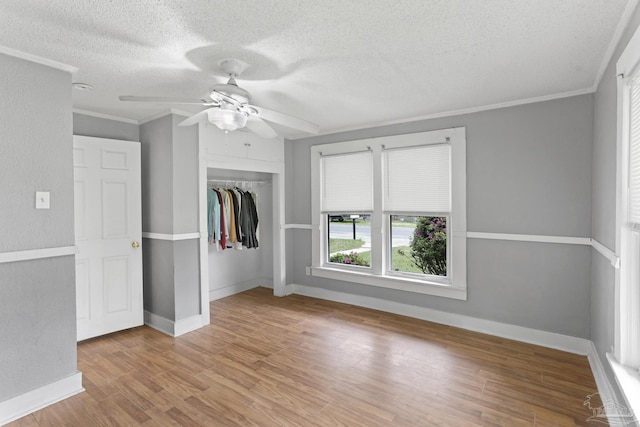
[629,75,640,225]
[321,151,373,212]
[384,144,451,213]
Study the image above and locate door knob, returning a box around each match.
[131,241,140,249]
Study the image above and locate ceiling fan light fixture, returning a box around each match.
[207,109,247,132]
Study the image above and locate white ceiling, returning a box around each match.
[0,1,634,138]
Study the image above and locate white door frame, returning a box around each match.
[197,139,286,322]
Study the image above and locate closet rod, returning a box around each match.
[207,179,269,185]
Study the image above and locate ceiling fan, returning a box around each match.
[119,58,319,139]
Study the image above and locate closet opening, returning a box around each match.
[203,168,280,302]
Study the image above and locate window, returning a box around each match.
[390,215,447,276]
[328,214,371,267]
[310,128,466,300]
[613,22,640,418]
[620,72,640,369]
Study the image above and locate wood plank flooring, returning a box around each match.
[9,287,601,426]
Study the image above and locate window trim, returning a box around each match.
[310,128,467,300]
[613,22,640,419]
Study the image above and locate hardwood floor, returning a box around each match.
[9,287,601,426]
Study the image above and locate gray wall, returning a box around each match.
[73,112,139,142]
[0,53,77,400]
[142,240,175,320]
[140,115,174,234]
[171,115,200,319]
[1,56,76,252]
[287,94,593,338]
[172,115,199,234]
[591,2,640,402]
[174,240,201,319]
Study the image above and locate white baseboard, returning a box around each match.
[209,278,271,301]
[0,372,83,426]
[587,342,620,409]
[290,284,590,355]
[174,315,206,337]
[144,311,174,336]
[144,311,205,337]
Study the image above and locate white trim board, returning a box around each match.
[282,224,315,230]
[593,0,640,91]
[209,278,272,301]
[73,109,138,125]
[607,353,640,424]
[467,231,591,245]
[591,238,620,268]
[291,227,596,245]
[143,311,205,337]
[299,88,594,140]
[142,232,202,241]
[139,108,192,125]
[290,284,590,355]
[587,343,623,419]
[0,45,77,74]
[0,246,76,264]
[0,372,83,426]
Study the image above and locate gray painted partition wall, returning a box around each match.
[0,54,77,401]
[139,114,201,322]
[591,2,640,403]
[287,95,593,338]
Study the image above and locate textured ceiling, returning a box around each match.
[0,1,634,138]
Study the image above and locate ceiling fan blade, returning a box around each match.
[177,109,212,127]
[119,95,214,105]
[250,105,319,135]
[245,116,278,139]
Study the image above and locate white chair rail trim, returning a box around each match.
[0,246,76,264]
[141,232,203,241]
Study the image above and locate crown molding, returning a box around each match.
[0,45,77,74]
[299,87,594,141]
[593,0,640,91]
[138,108,192,125]
[73,108,138,125]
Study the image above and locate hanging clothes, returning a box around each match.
[207,188,221,244]
[215,189,226,250]
[227,189,240,245]
[206,184,260,250]
[231,188,244,249]
[239,189,259,249]
[223,190,237,245]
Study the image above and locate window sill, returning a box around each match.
[311,266,467,300]
[607,353,640,423]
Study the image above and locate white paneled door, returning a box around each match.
[73,135,143,341]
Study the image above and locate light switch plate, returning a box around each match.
[35,191,50,209]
